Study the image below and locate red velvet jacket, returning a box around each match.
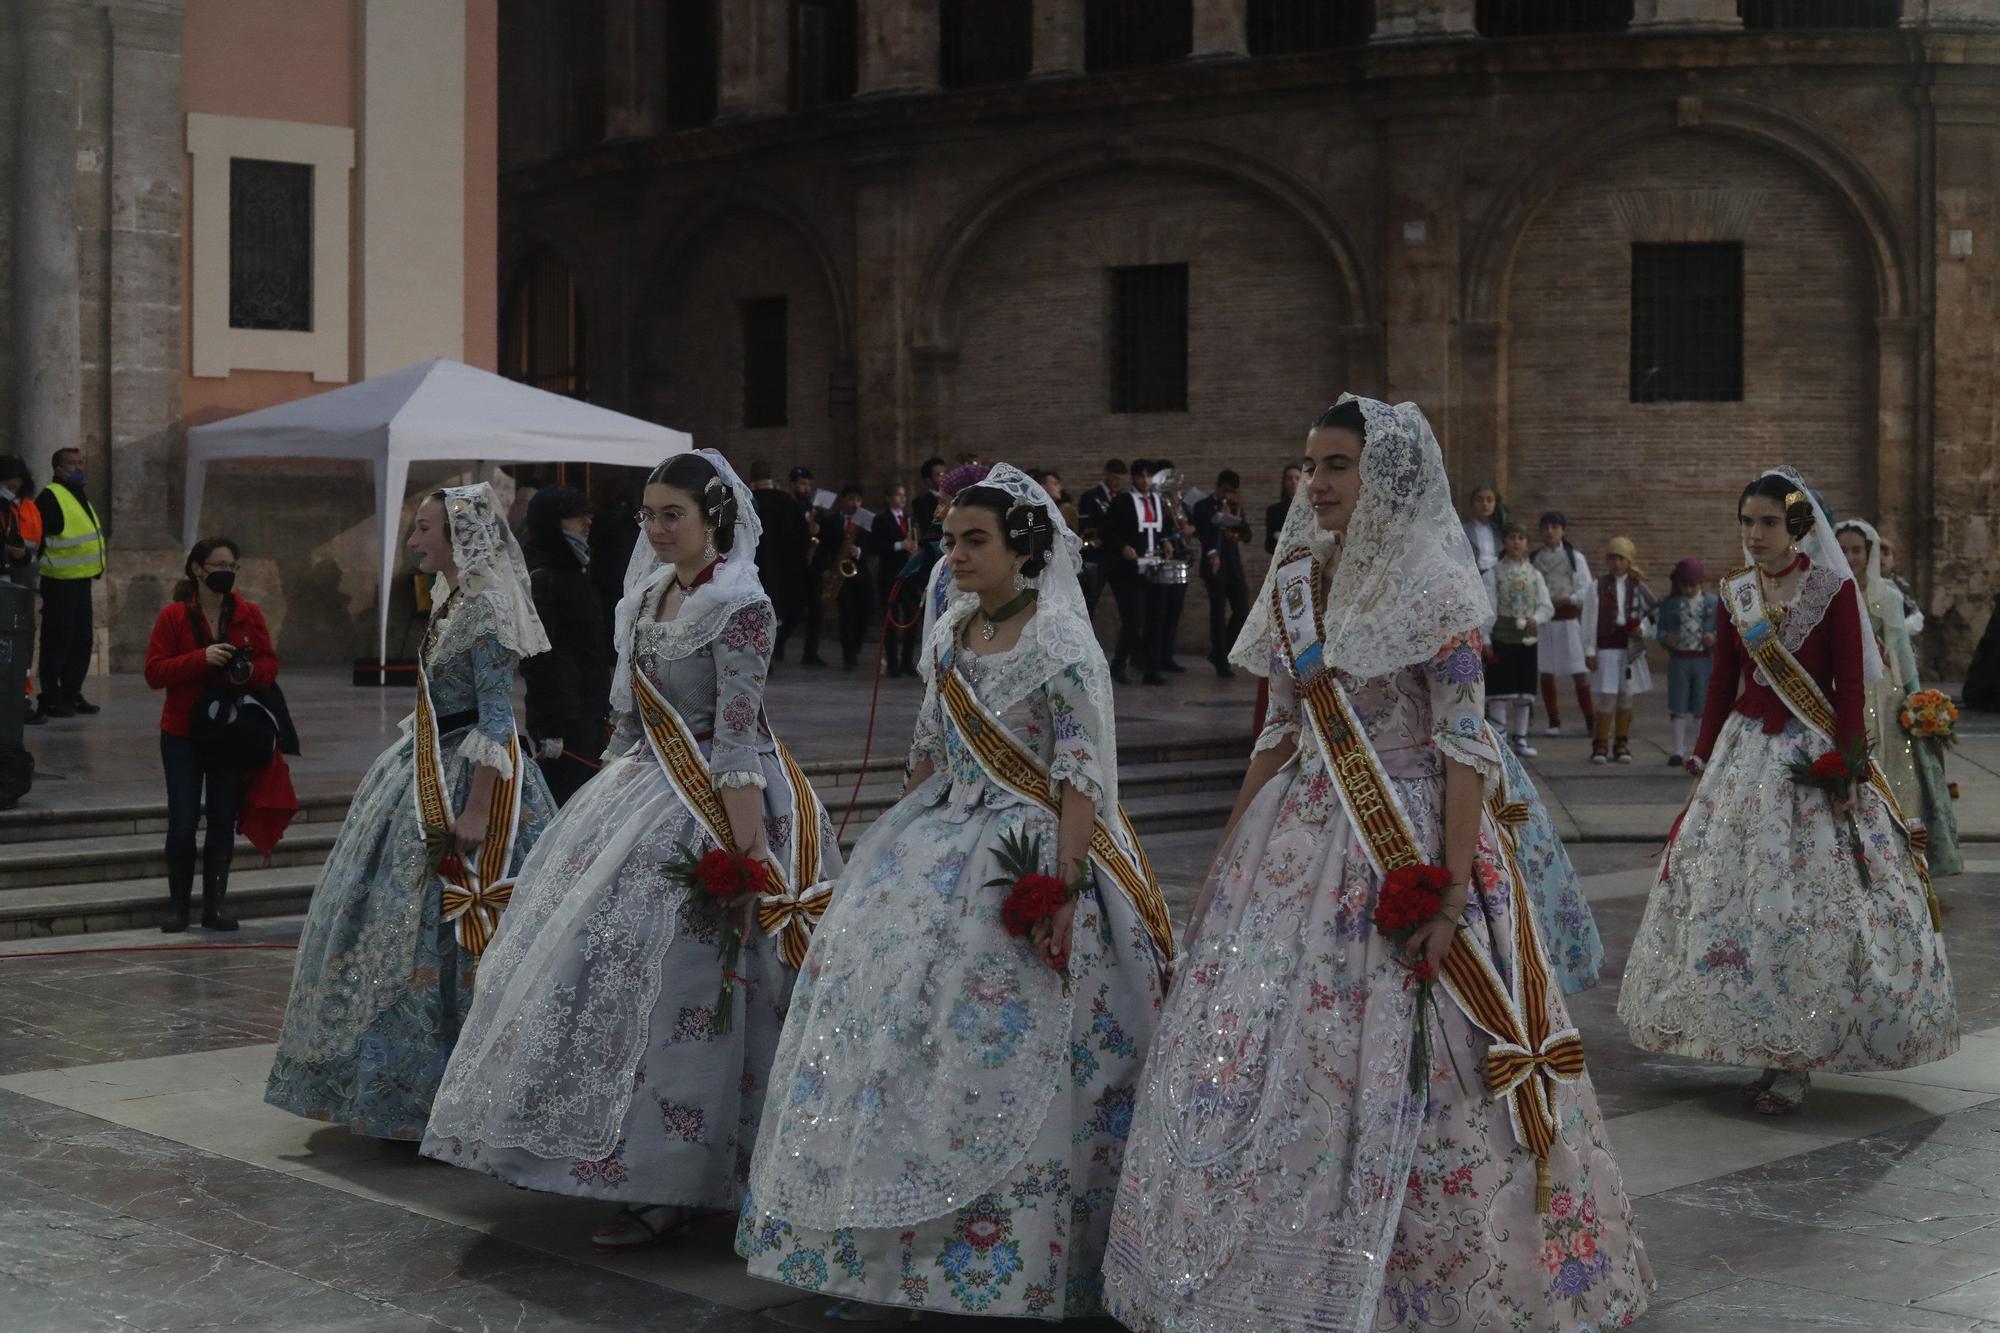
[1693,564,1866,762]
[143,595,279,736]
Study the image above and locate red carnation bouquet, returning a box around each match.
[1372,863,1458,1097]
[1785,737,1874,892]
[662,844,770,1034]
[985,826,1086,992]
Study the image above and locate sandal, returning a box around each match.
[590,1203,705,1251]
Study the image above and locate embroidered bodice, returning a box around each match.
[1531,544,1588,606]
[616,597,778,784]
[422,594,521,777]
[1254,632,1501,822]
[910,643,1111,823]
[1695,562,1866,759]
[1657,592,1718,654]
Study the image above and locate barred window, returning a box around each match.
[1110,265,1189,414]
[941,0,1033,89]
[228,159,313,332]
[1475,0,1634,38]
[666,0,719,129]
[1631,244,1743,404]
[792,0,858,109]
[1739,0,1898,29]
[742,296,789,428]
[501,249,587,399]
[1247,0,1374,55]
[1085,0,1192,72]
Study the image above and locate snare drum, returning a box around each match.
[1146,559,1190,586]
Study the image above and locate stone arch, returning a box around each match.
[916,135,1374,352]
[647,186,854,359]
[1465,96,1910,324]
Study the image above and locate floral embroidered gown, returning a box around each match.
[738,615,1169,1321]
[1104,634,1650,1333]
[1498,739,1602,994]
[1621,561,1957,1072]
[422,595,840,1207]
[1864,595,1963,879]
[266,595,556,1138]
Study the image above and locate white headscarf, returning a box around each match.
[435,481,549,660]
[1752,466,1883,687]
[608,448,766,716]
[1232,394,1491,681]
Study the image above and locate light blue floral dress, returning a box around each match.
[738,621,1168,1321]
[266,594,555,1139]
[1497,740,1603,993]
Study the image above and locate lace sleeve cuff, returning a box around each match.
[1252,716,1299,757]
[1047,751,1108,811]
[1434,725,1503,798]
[712,768,768,791]
[455,730,517,781]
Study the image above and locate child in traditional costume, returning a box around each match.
[1530,512,1594,737]
[1655,557,1718,768]
[738,465,1174,1321]
[1620,470,1957,1115]
[1103,396,1647,1332]
[1580,536,1656,764]
[1482,521,1555,757]
[267,484,557,1139]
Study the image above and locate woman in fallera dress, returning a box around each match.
[1835,519,1962,879]
[1103,395,1649,1333]
[1620,470,1957,1115]
[423,452,841,1248]
[267,483,556,1139]
[738,465,1175,1322]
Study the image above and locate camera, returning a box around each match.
[225,643,254,685]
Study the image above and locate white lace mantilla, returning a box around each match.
[1776,564,1844,655]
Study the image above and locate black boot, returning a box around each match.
[200,857,239,931]
[161,848,194,933]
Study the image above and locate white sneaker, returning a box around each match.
[1512,737,1538,757]
[1542,724,1562,737]
[1590,752,1610,766]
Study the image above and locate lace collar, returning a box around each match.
[1769,563,1845,654]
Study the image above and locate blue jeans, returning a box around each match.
[161,731,243,883]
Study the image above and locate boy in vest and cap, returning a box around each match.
[1655,557,1718,768]
[1580,535,1657,765]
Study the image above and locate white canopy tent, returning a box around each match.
[183,358,690,664]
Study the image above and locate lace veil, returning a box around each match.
[919,463,1121,816]
[430,482,550,663]
[1756,466,1883,687]
[1231,394,1490,680]
[608,449,767,718]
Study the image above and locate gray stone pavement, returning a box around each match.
[5,665,2000,1328]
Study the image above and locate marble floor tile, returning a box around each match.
[1635,1279,1994,1331]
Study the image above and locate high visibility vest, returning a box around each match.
[41,484,105,579]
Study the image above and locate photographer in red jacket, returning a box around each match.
[143,537,281,932]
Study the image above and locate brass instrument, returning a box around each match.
[1219,492,1246,542]
[1081,530,1102,551]
[822,515,859,599]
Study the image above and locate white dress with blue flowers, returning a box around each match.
[738,629,1166,1321]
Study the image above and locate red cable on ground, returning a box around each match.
[0,942,298,960]
[836,580,922,841]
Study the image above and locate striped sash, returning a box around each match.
[1272,547,1581,1203]
[934,648,1176,983]
[630,665,830,968]
[1721,565,1939,928]
[412,661,523,961]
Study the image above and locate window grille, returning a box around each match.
[228,159,313,332]
[666,0,719,129]
[941,0,1034,88]
[501,250,587,400]
[1110,265,1190,414]
[1247,0,1374,54]
[1630,244,1743,404]
[742,296,790,428]
[792,0,858,109]
[1476,0,1634,37]
[1739,0,1899,29]
[1085,0,1193,72]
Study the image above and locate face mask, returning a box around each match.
[66,471,84,489]
[203,570,236,595]
[0,486,13,503]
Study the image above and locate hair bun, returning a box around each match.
[1782,488,1816,540]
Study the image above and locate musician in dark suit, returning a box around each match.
[1151,458,1196,674]
[871,484,921,677]
[750,461,811,664]
[1076,458,1125,623]
[1100,457,1176,686]
[781,466,829,667]
[1191,469,1253,679]
[910,457,946,539]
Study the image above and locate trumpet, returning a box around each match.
[1081,530,1103,551]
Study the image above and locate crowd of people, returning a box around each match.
[215,387,1976,1331]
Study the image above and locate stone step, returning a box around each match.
[0,786,1238,941]
[0,756,1250,893]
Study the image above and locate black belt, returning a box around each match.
[436,708,479,733]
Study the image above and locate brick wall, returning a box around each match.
[1506,130,1875,592]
